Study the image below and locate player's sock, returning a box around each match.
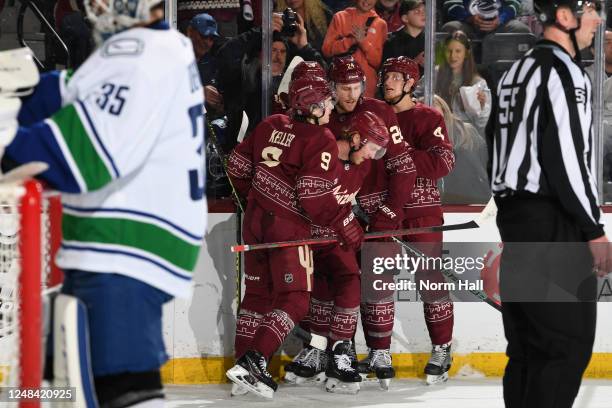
[235,309,263,359]
[360,299,395,350]
[423,300,454,346]
[329,305,359,341]
[308,297,333,337]
[251,309,296,358]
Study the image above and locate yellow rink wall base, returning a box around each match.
[161,353,612,384]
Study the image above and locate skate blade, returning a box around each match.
[425,372,449,386]
[359,372,379,383]
[230,382,249,397]
[379,378,391,391]
[226,365,274,399]
[325,378,360,395]
[358,373,392,390]
[284,371,298,384]
[294,371,327,385]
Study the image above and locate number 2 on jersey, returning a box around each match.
[389,125,403,144]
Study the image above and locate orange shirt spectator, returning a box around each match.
[322,1,387,97]
[376,0,403,32]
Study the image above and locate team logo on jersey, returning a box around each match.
[332,184,359,206]
[284,273,294,283]
[102,38,144,57]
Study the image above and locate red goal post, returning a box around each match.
[0,179,62,408]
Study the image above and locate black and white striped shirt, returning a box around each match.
[488,40,604,240]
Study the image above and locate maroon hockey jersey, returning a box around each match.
[326,97,417,218]
[227,114,344,228]
[312,159,371,237]
[397,102,455,219]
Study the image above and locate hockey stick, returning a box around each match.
[390,236,501,311]
[352,197,500,310]
[205,117,245,318]
[230,220,479,253]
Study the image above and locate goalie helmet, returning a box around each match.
[348,110,390,149]
[329,56,365,85]
[85,0,162,43]
[289,76,332,116]
[291,61,327,81]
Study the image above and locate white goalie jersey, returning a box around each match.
[6,23,207,298]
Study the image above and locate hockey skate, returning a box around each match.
[325,340,361,394]
[226,350,278,399]
[359,349,395,390]
[284,346,327,385]
[425,343,452,385]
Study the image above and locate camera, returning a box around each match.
[281,8,298,37]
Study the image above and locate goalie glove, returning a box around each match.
[332,211,364,252]
[0,95,22,159]
[0,47,40,96]
[368,204,402,232]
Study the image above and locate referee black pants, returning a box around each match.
[496,194,597,408]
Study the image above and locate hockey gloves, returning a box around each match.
[334,212,364,252]
[369,205,401,232]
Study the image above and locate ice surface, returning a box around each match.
[165,379,612,408]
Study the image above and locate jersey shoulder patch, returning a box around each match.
[102,38,144,58]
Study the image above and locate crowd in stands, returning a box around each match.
[41,0,612,204]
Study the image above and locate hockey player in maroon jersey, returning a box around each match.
[325,55,417,388]
[225,75,364,399]
[276,61,328,114]
[285,111,391,394]
[381,56,456,385]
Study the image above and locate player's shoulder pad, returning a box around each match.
[101,37,144,58]
[413,102,443,121]
[361,97,394,116]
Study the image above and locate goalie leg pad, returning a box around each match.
[53,293,99,408]
[61,270,173,376]
[95,371,164,408]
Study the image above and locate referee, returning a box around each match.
[487,1,609,407]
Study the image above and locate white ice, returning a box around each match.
[165,379,612,408]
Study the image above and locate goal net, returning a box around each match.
[0,179,61,406]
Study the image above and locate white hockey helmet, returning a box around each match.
[85,0,162,42]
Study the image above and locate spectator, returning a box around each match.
[187,13,226,117]
[322,0,388,97]
[54,0,93,69]
[586,31,612,195]
[275,0,333,52]
[324,0,353,13]
[178,0,240,37]
[442,0,530,39]
[376,0,404,32]
[215,12,325,152]
[586,30,612,79]
[434,31,491,133]
[432,95,490,204]
[383,0,426,75]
